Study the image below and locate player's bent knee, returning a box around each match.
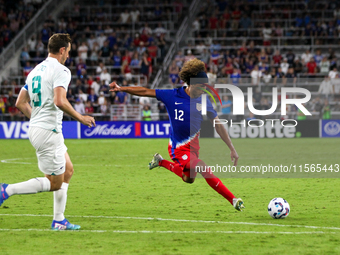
[50,181,62,191]
[183,175,195,184]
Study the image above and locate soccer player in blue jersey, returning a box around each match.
[109,58,244,211]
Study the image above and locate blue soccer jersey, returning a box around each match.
[155,86,217,151]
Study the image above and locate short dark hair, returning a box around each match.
[48,33,71,54]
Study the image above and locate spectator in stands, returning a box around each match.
[332,74,340,96]
[67,89,76,105]
[74,98,85,114]
[89,41,100,63]
[195,41,205,55]
[121,60,132,81]
[142,105,152,121]
[100,97,108,117]
[329,67,338,79]
[200,48,210,64]
[91,77,101,96]
[306,57,317,75]
[77,88,87,102]
[40,23,51,45]
[174,50,184,68]
[148,41,158,64]
[130,51,141,72]
[207,67,217,85]
[301,49,313,65]
[318,77,334,98]
[130,8,140,23]
[140,52,151,82]
[88,88,98,105]
[27,35,37,53]
[97,32,107,48]
[140,23,152,35]
[286,50,295,66]
[154,5,163,21]
[23,61,33,77]
[280,58,289,75]
[158,101,168,121]
[99,80,109,95]
[96,62,105,76]
[20,47,30,66]
[222,57,233,76]
[328,51,337,69]
[293,57,303,74]
[262,70,272,89]
[284,67,297,86]
[209,12,218,30]
[99,41,111,58]
[262,23,272,46]
[100,68,111,85]
[73,79,86,96]
[314,49,323,67]
[320,57,330,74]
[322,99,331,119]
[133,33,141,47]
[240,14,252,30]
[192,18,200,36]
[209,49,220,72]
[157,33,167,60]
[98,91,106,108]
[221,95,232,118]
[76,58,86,77]
[251,65,262,86]
[231,6,241,30]
[137,41,146,56]
[112,50,122,67]
[119,9,130,24]
[169,60,179,87]
[272,50,282,68]
[115,90,128,104]
[230,68,242,86]
[35,38,45,55]
[85,101,94,115]
[78,42,88,61]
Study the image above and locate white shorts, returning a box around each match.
[29,126,67,176]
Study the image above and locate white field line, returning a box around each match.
[0,229,338,234]
[0,213,340,231]
[0,158,138,167]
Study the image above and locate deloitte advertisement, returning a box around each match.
[0,120,331,139]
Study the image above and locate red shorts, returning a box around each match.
[168,144,201,178]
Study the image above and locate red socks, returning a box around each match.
[159,159,183,179]
[200,169,235,205]
[159,160,235,205]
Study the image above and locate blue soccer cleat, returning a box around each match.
[0,183,9,206]
[51,218,81,231]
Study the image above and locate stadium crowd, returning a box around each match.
[0,0,339,120]
[0,0,48,54]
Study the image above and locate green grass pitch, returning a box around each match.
[0,138,340,255]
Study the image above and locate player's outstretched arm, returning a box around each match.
[109,81,156,97]
[15,87,32,119]
[54,87,96,128]
[212,116,239,166]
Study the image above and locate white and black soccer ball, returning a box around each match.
[268,198,290,219]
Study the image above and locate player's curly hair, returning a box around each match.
[179,58,206,85]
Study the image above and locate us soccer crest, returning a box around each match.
[196,103,202,111]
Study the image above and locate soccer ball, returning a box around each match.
[268,198,290,219]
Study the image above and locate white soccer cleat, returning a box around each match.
[233,198,245,211]
[148,153,163,170]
